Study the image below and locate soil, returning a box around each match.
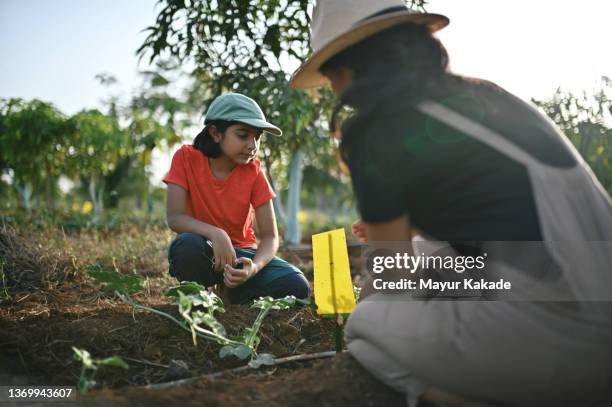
[0,244,407,407]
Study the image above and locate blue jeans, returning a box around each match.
[168,232,310,304]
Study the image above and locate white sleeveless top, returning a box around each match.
[417,100,612,320]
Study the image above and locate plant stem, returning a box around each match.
[179,309,242,346]
[246,307,271,349]
[117,292,242,347]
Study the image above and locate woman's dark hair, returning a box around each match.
[320,22,450,163]
[192,120,239,158]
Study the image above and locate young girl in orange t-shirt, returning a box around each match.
[163,93,309,304]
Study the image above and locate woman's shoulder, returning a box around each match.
[424,74,577,167]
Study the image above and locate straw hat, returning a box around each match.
[290,0,449,89]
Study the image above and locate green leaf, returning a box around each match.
[218,344,253,360]
[165,283,225,313]
[164,281,207,297]
[98,356,129,369]
[72,346,94,369]
[85,264,142,296]
[200,313,227,336]
[191,310,227,336]
[219,345,233,359]
[251,295,306,310]
[177,291,192,313]
[190,290,225,312]
[248,353,276,369]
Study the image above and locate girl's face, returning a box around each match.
[211,123,262,164]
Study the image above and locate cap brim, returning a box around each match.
[290,11,449,89]
[236,118,282,136]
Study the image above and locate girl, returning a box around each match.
[291,1,612,406]
[163,92,309,304]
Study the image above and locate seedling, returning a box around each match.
[85,265,306,368]
[72,347,128,394]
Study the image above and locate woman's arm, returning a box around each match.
[365,214,412,242]
[166,183,236,272]
[360,214,413,299]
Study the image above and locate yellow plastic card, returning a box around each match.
[312,228,356,315]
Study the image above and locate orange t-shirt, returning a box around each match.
[162,144,276,248]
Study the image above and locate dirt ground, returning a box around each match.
[0,229,406,407]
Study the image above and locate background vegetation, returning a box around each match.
[1,1,610,243]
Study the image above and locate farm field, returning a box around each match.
[0,221,405,406]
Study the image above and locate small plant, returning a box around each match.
[72,347,128,394]
[353,285,362,302]
[85,265,307,368]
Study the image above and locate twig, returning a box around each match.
[121,356,169,369]
[15,293,32,303]
[145,350,342,390]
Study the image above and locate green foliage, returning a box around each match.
[0,98,72,209]
[532,76,612,195]
[68,110,128,177]
[85,264,143,296]
[251,295,305,310]
[72,347,129,394]
[87,271,304,367]
[137,0,345,204]
[0,64,186,213]
[353,285,362,302]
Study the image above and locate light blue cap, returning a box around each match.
[204,93,282,136]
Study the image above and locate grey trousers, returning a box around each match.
[345,294,612,407]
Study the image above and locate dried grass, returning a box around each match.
[0,221,175,293]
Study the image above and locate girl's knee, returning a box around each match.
[167,232,217,286]
[291,273,310,299]
[169,232,203,255]
[268,272,310,300]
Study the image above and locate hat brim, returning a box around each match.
[235,118,282,136]
[290,11,449,89]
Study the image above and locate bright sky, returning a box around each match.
[1,0,611,187]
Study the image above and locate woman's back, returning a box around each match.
[345,75,579,243]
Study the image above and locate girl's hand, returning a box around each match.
[210,228,237,273]
[223,257,257,288]
[352,219,368,243]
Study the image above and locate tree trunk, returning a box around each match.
[284,148,305,245]
[103,156,133,209]
[45,175,57,211]
[261,150,286,228]
[14,180,32,211]
[268,176,286,228]
[89,176,104,215]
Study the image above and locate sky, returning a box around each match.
[1,0,611,187]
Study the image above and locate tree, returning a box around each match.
[67,110,129,215]
[138,0,426,243]
[0,98,72,210]
[94,67,185,211]
[532,76,612,195]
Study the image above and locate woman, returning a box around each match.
[291,1,612,406]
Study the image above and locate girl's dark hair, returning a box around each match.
[192,120,239,158]
[320,22,450,163]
